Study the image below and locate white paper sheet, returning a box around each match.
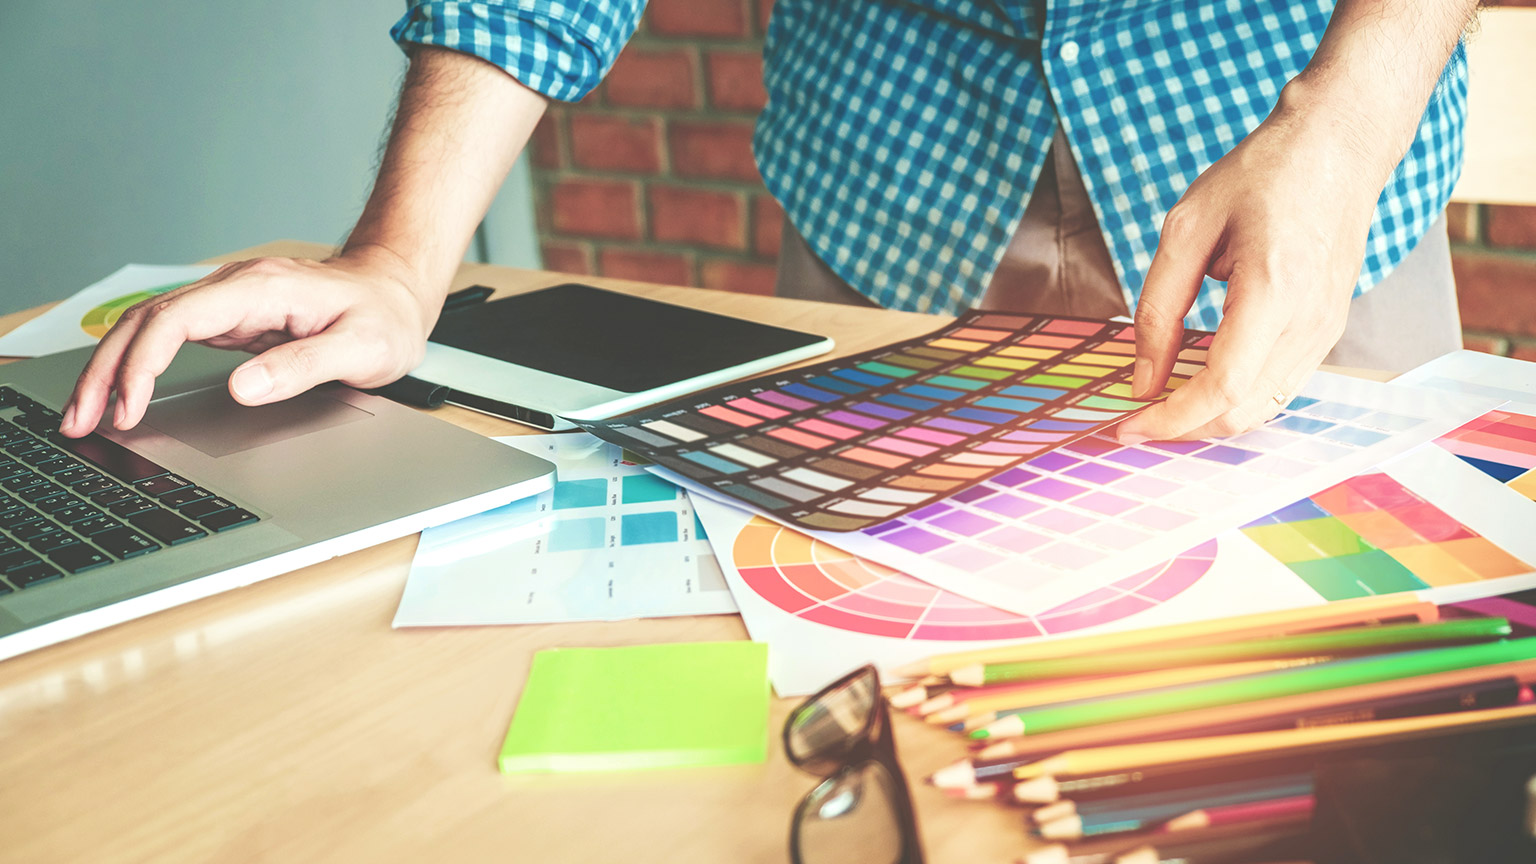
[0,264,217,357]
[394,433,735,626]
[700,443,1536,696]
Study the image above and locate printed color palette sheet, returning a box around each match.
[1396,350,1536,502]
[789,373,1500,612]
[699,444,1536,695]
[394,434,733,627]
[577,313,1210,532]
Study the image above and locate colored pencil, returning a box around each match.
[1003,678,1522,804]
[887,676,947,709]
[973,666,1525,754]
[894,594,1435,679]
[1157,794,1316,833]
[1017,817,1312,864]
[973,659,1536,764]
[919,677,1095,719]
[1011,702,1536,781]
[1037,773,1313,824]
[940,659,1323,728]
[969,636,1532,740]
[951,617,1509,687]
[1035,781,1314,839]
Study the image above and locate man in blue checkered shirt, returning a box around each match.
[63,1,1478,448]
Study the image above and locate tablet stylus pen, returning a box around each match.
[442,285,494,314]
[365,375,449,409]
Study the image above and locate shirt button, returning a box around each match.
[1059,40,1081,63]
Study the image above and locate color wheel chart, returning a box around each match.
[733,515,1217,641]
[78,282,189,338]
[1242,472,1533,600]
[578,312,1212,532]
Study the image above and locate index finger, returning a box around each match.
[1117,284,1287,443]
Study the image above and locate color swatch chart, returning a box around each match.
[394,434,734,627]
[578,312,1212,532]
[792,373,1497,614]
[1396,351,1536,502]
[1242,473,1533,601]
[731,514,1216,641]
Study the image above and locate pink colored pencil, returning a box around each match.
[1157,793,1316,833]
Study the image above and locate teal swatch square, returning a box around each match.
[622,512,678,546]
[622,474,677,505]
[553,478,607,510]
[550,517,606,552]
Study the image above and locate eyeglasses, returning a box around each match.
[784,664,925,864]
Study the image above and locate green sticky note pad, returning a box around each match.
[498,641,770,774]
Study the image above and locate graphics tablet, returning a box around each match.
[413,283,835,429]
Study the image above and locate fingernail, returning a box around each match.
[1131,358,1151,398]
[113,398,127,429]
[60,403,76,433]
[231,365,273,401]
[1118,430,1148,446]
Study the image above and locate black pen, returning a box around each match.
[441,284,495,315]
[364,375,449,409]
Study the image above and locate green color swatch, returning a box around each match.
[498,641,770,774]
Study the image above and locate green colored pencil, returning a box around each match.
[968,635,1536,740]
[950,617,1511,687]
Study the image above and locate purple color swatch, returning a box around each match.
[1064,462,1131,484]
[994,468,1040,487]
[1028,452,1081,472]
[1194,445,1261,465]
[824,410,886,430]
[884,526,951,554]
[925,417,990,435]
[978,493,1045,519]
[929,509,1001,536]
[1106,448,1171,469]
[1020,477,1089,502]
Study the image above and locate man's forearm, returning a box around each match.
[342,46,548,316]
[1278,0,1478,188]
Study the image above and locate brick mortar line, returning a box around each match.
[1449,242,1536,258]
[554,105,765,120]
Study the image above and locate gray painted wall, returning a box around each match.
[0,1,539,317]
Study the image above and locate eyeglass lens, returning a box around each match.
[786,670,877,768]
[796,760,905,864]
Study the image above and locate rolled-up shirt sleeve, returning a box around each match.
[390,1,644,102]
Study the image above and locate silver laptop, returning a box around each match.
[0,343,554,661]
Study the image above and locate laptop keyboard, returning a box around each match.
[0,385,259,595]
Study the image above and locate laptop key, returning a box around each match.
[74,515,117,536]
[108,497,158,518]
[9,561,62,589]
[180,497,235,520]
[0,509,39,530]
[128,509,207,545]
[11,517,63,541]
[134,474,191,497]
[49,504,103,525]
[92,527,159,559]
[91,487,137,507]
[161,486,211,508]
[199,508,258,532]
[54,433,169,484]
[20,483,65,503]
[70,477,116,495]
[29,530,80,553]
[0,548,39,573]
[36,494,84,514]
[46,542,111,574]
[2,473,45,492]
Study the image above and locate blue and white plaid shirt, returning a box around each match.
[391,0,1467,329]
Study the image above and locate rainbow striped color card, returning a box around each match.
[576,313,1208,532]
[1396,350,1536,502]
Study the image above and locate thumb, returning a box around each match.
[1133,205,1217,398]
[229,332,362,405]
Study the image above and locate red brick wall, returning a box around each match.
[1451,202,1536,361]
[527,0,1536,361]
[527,0,781,296]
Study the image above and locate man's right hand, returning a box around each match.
[59,246,436,437]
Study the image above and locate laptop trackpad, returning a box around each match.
[142,386,373,458]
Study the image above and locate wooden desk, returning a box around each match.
[0,242,1032,864]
